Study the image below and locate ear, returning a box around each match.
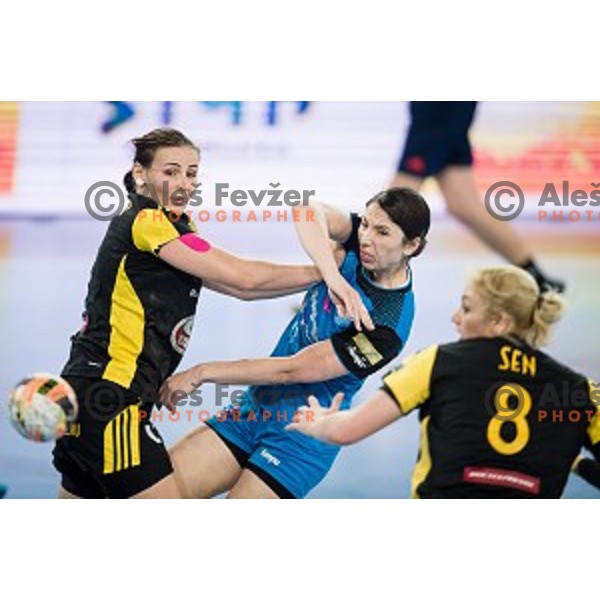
[402,237,421,259]
[492,312,514,336]
[132,162,145,182]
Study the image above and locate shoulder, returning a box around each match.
[535,347,588,384]
[433,338,500,373]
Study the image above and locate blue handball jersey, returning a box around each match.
[246,213,415,414]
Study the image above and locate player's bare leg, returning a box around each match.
[390,172,424,192]
[226,469,280,499]
[131,473,182,499]
[57,486,81,499]
[436,166,533,264]
[169,424,243,498]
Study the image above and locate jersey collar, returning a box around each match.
[359,264,413,293]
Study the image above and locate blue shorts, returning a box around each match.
[206,401,340,498]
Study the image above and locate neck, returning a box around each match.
[367,262,409,289]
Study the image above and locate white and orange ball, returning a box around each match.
[9,373,78,442]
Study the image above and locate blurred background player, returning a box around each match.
[288,265,599,498]
[162,188,430,499]
[391,101,565,293]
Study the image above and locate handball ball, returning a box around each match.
[8,373,78,442]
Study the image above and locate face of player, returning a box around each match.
[358,202,420,285]
[136,146,199,213]
[452,286,511,340]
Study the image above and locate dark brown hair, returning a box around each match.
[123,128,199,193]
[366,187,430,258]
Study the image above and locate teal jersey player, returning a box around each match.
[164,188,431,499]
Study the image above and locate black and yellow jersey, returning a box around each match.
[382,337,600,498]
[62,193,202,397]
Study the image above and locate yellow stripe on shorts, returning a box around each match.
[103,405,141,474]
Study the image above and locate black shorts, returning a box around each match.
[52,376,173,498]
[397,101,478,177]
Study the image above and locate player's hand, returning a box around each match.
[285,392,344,437]
[159,367,201,412]
[325,273,374,331]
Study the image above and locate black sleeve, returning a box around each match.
[583,434,600,463]
[342,213,361,254]
[330,325,402,379]
[573,458,600,491]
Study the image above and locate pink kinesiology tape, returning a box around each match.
[180,233,211,253]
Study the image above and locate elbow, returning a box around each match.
[229,289,258,301]
[236,263,273,293]
[274,366,300,386]
[236,270,260,293]
[272,358,306,385]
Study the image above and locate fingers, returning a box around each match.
[346,288,373,331]
[158,377,199,413]
[158,382,176,413]
[339,285,373,332]
[307,393,342,414]
[285,405,310,432]
[348,295,374,332]
[359,305,374,331]
[330,392,344,412]
[333,299,347,319]
[329,290,347,318]
[340,292,362,331]
[307,395,321,410]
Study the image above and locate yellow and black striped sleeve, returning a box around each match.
[381,345,439,415]
[131,208,182,254]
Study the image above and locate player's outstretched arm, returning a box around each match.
[159,340,349,410]
[202,278,314,301]
[159,237,320,297]
[285,389,403,445]
[200,244,347,301]
[294,202,373,331]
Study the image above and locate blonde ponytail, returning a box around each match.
[530,290,565,347]
[470,265,566,348]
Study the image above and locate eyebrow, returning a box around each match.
[164,162,198,167]
[362,216,390,229]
